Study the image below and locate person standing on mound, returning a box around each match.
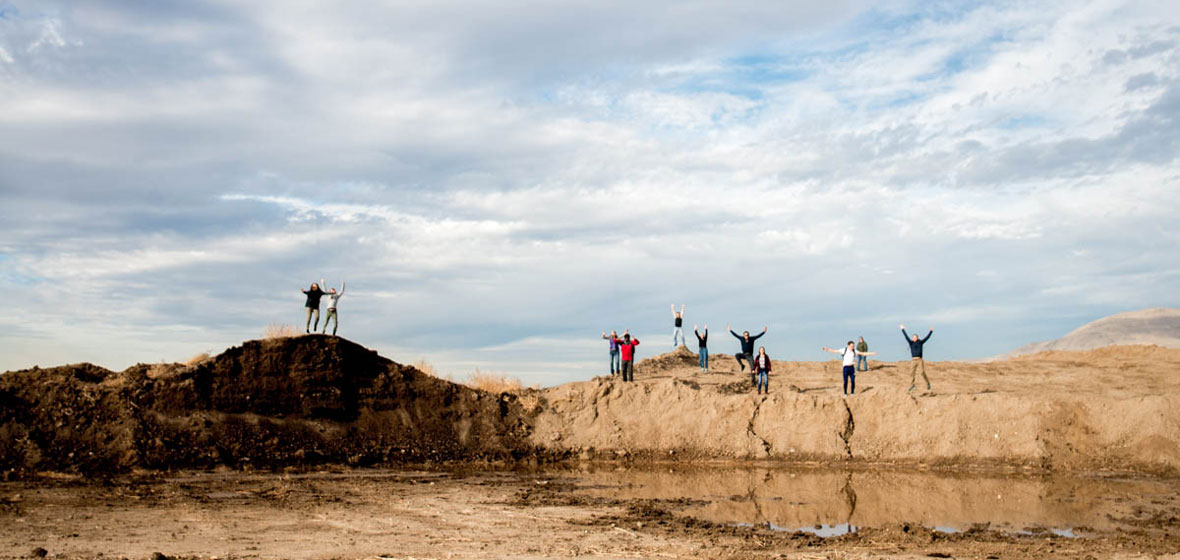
[301,281,325,333]
[729,324,767,379]
[321,279,345,336]
[753,346,772,395]
[823,341,877,395]
[601,330,622,375]
[901,324,934,392]
[671,304,686,347]
[694,324,709,373]
[856,336,870,371]
[618,333,640,382]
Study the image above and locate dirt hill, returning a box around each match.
[0,336,535,475]
[529,345,1180,474]
[1002,307,1180,357]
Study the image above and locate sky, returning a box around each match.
[1,0,1178,386]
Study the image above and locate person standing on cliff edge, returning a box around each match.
[823,341,877,395]
[694,324,709,373]
[671,304,686,348]
[302,281,325,333]
[601,330,621,376]
[618,332,640,382]
[856,336,870,371]
[321,278,345,336]
[901,324,934,392]
[729,324,767,380]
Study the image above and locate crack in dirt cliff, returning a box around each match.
[838,399,855,459]
[746,396,772,456]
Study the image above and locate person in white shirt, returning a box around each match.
[822,341,877,395]
[321,278,345,336]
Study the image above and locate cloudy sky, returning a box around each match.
[1,0,1177,385]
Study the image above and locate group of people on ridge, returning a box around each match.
[301,279,346,335]
[603,305,935,396]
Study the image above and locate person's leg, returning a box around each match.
[857,355,867,371]
[332,310,338,335]
[846,366,856,394]
[909,359,919,391]
[305,307,313,332]
[624,361,633,382]
[920,359,931,390]
[735,353,745,371]
[699,347,708,371]
[312,307,320,331]
[842,366,850,394]
[322,309,334,334]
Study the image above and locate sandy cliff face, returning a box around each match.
[529,346,1180,473]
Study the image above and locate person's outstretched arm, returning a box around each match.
[921,328,933,343]
[338,280,345,294]
[729,324,741,339]
[671,304,676,316]
[821,347,843,354]
[900,324,910,340]
[750,328,766,341]
[857,351,878,356]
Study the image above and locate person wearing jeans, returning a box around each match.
[694,324,708,373]
[601,330,621,375]
[823,341,877,395]
[901,324,934,392]
[753,346,771,394]
[671,304,686,347]
[301,281,325,333]
[856,336,869,371]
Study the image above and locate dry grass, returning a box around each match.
[264,323,301,339]
[184,352,211,366]
[412,359,440,378]
[465,370,525,394]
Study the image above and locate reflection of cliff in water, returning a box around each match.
[570,466,1180,533]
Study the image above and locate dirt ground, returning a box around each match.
[2,466,1178,560]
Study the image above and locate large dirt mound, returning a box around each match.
[0,336,535,475]
[1002,307,1180,357]
[531,345,1180,474]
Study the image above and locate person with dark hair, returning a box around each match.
[321,279,345,336]
[856,336,869,371]
[728,324,767,379]
[694,324,709,373]
[618,332,640,382]
[671,304,686,347]
[301,281,325,333]
[753,346,772,394]
[900,324,934,392]
[823,341,877,395]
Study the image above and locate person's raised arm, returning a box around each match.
[750,328,766,341]
[670,304,676,316]
[730,325,741,339]
[679,304,685,314]
[338,280,345,295]
[900,324,910,340]
[602,332,608,339]
[921,328,933,343]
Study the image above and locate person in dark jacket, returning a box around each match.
[856,336,869,371]
[694,324,709,373]
[729,324,767,380]
[900,324,934,392]
[301,282,325,333]
[753,346,772,394]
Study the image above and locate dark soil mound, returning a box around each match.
[0,336,536,475]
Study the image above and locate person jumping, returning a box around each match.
[671,304,686,347]
[901,324,934,392]
[694,324,709,373]
[729,324,767,380]
[822,341,877,395]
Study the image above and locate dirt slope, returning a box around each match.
[1003,307,1180,357]
[529,346,1180,473]
[0,336,535,475]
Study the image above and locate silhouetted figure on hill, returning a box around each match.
[302,282,325,333]
[729,324,767,378]
[694,324,709,373]
[823,341,877,395]
[321,279,345,335]
[901,324,934,392]
[618,332,640,382]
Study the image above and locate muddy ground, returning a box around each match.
[2,466,1178,560]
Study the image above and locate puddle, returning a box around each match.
[566,466,1180,537]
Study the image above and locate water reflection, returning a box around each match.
[567,466,1180,535]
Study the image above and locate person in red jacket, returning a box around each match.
[618,332,640,382]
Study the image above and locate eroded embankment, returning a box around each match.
[528,351,1180,474]
[0,336,536,475]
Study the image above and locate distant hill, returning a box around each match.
[1002,308,1180,358]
